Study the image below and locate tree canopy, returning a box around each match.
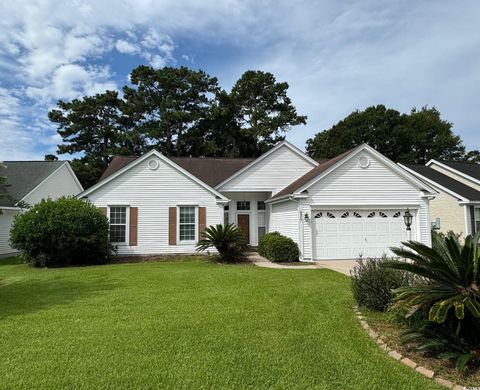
[306,105,471,164]
[50,66,306,186]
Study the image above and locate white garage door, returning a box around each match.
[312,209,411,260]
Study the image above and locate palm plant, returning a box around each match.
[383,232,480,371]
[196,223,247,263]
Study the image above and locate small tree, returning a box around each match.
[196,223,247,262]
[10,197,113,267]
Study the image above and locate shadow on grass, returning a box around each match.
[0,256,25,266]
[0,276,117,320]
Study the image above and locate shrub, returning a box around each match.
[258,232,299,262]
[258,231,281,257]
[196,223,247,262]
[10,197,113,267]
[350,256,413,312]
[383,232,480,371]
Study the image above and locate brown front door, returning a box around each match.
[237,214,250,244]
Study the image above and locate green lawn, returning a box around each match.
[0,257,440,389]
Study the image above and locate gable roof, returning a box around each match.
[400,164,480,201]
[269,144,436,201]
[0,161,65,207]
[214,141,318,189]
[80,150,229,201]
[426,160,480,183]
[270,148,355,200]
[100,155,254,188]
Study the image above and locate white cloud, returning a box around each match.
[0,0,479,161]
[115,39,139,54]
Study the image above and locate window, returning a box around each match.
[109,206,127,243]
[367,212,375,218]
[353,212,362,218]
[475,207,480,233]
[237,201,250,211]
[379,212,388,218]
[179,206,196,242]
[314,212,322,218]
[393,211,401,218]
[341,212,349,218]
[327,212,335,218]
[224,205,229,225]
[257,201,266,240]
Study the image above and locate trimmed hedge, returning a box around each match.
[10,197,113,267]
[258,232,299,262]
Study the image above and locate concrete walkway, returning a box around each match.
[315,260,355,276]
[247,252,355,275]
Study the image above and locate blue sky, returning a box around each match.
[0,1,479,160]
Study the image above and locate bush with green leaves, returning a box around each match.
[384,232,480,371]
[350,255,413,311]
[196,223,247,262]
[258,232,299,262]
[10,197,113,267]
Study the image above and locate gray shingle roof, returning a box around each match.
[0,161,65,207]
[434,161,480,182]
[403,164,480,201]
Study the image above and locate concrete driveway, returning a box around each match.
[314,260,356,276]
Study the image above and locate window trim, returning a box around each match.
[236,201,250,211]
[475,207,480,234]
[224,204,230,225]
[257,201,266,240]
[177,205,198,244]
[108,205,130,245]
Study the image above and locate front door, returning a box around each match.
[237,214,250,244]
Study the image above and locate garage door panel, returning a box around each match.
[313,209,411,260]
[364,222,377,232]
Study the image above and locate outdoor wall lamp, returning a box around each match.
[403,209,413,231]
[304,212,310,222]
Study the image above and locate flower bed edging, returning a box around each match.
[353,305,462,389]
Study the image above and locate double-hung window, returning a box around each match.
[109,206,128,244]
[179,206,196,242]
[257,201,266,239]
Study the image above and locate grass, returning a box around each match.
[364,309,480,388]
[0,257,441,389]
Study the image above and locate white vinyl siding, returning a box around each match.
[23,163,83,205]
[303,150,431,250]
[0,210,20,256]
[86,156,223,255]
[1,163,82,256]
[269,200,299,244]
[218,145,316,195]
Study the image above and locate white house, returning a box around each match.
[401,160,480,237]
[0,161,84,256]
[80,142,436,260]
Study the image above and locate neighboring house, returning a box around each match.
[0,161,84,256]
[401,160,480,237]
[80,142,436,260]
